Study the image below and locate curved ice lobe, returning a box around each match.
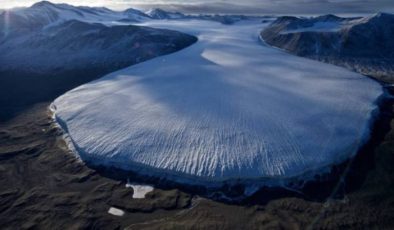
[52,20,383,185]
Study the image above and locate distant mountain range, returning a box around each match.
[146,8,185,19]
[0,0,259,29]
[261,13,394,83]
[0,1,197,73]
[1,1,129,30]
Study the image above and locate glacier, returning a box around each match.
[52,19,383,186]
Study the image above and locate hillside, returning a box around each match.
[260,13,394,82]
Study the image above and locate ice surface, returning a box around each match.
[52,19,382,185]
[126,183,154,199]
[108,207,125,216]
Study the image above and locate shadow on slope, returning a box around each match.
[0,19,197,122]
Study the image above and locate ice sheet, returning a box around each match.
[52,19,382,185]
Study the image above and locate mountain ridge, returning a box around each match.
[260,12,394,82]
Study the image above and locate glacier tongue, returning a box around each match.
[52,19,383,185]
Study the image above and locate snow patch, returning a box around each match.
[108,207,125,217]
[126,182,154,199]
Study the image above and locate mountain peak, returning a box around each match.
[146,8,167,16]
[124,8,149,17]
[373,12,393,18]
[147,8,165,13]
[364,12,394,24]
[315,14,342,21]
[146,8,185,19]
[31,1,56,8]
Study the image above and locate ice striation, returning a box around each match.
[52,19,383,185]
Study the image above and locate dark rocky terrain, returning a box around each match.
[261,13,394,82]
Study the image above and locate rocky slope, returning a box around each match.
[261,13,394,83]
[0,19,197,72]
[0,1,197,121]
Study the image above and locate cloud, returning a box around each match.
[1,0,394,14]
[132,0,394,14]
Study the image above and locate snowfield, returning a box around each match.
[52,19,383,186]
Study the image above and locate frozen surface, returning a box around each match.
[52,19,382,185]
[108,207,125,216]
[126,183,154,199]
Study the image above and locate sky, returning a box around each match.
[1,0,393,14]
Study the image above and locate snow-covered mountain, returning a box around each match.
[0,1,197,73]
[260,13,394,82]
[0,0,152,33]
[146,8,186,19]
[0,1,261,32]
[0,19,197,72]
[144,8,261,24]
[1,1,121,29]
[123,8,151,22]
